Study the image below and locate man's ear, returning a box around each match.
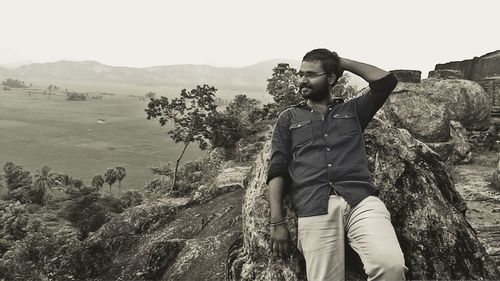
[328,74,337,87]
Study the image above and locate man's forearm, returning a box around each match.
[340,57,390,83]
[268,176,286,221]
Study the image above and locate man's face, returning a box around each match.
[298,60,332,102]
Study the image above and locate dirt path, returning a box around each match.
[453,152,500,268]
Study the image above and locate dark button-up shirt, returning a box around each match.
[267,73,398,217]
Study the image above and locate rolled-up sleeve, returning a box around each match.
[353,73,398,131]
[266,110,292,185]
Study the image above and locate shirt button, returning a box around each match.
[328,107,332,110]
[328,181,333,186]
[323,133,328,137]
[326,147,331,151]
[327,164,332,167]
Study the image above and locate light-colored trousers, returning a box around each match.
[297,195,408,281]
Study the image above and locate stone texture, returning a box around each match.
[384,79,491,142]
[390,69,421,83]
[492,156,500,191]
[428,69,462,79]
[193,162,252,203]
[450,120,473,164]
[78,188,245,281]
[228,118,500,280]
[435,50,500,81]
[434,50,500,106]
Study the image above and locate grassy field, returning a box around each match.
[0,88,208,194]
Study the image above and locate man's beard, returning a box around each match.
[299,84,330,102]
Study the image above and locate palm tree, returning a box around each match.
[91,175,105,190]
[114,167,126,193]
[33,165,55,205]
[104,168,117,193]
[53,173,73,190]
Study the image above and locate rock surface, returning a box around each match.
[428,69,462,79]
[390,69,421,83]
[228,118,500,280]
[453,152,500,269]
[435,50,500,81]
[79,188,245,281]
[384,79,491,142]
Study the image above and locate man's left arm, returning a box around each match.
[340,57,398,130]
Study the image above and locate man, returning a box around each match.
[267,49,407,281]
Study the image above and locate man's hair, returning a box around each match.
[303,48,343,84]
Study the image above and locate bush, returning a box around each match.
[119,191,143,209]
[66,92,87,101]
[62,187,107,239]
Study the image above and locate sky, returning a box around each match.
[0,0,498,77]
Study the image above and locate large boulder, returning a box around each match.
[384,78,491,142]
[390,69,421,83]
[228,118,500,280]
[77,188,245,281]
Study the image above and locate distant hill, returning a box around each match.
[1,59,300,93]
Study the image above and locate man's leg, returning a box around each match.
[345,196,407,281]
[297,195,348,281]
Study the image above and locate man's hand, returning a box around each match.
[270,223,291,259]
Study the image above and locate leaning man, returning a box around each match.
[267,49,408,281]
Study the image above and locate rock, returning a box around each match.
[434,51,500,106]
[435,50,500,82]
[390,69,421,83]
[467,127,497,152]
[228,118,500,280]
[428,69,462,79]
[384,85,450,142]
[79,189,245,281]
[425,141,455,163]
[492,156,500,191]
[384,79,491,142]
[450,121,473,164]
[194,162,252,203]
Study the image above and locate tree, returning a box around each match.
[114,167,126,193]
[63,186,107,239]
[266,63,300,112]
[225,94,260,125]
[145,85,218,192]
[3,162,32,192]
[145,92,156,100]
[206,111,248,149]
[53,173,73,190]
[91,175,105,190]
[33,166,55,205]
[104,168,117,193]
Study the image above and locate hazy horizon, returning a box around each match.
[1,0,498,77]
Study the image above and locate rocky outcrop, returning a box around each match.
[428,69,462,79]
[435,50,500,81]
[390,70,421,83]
[433,50,500,106]
[384,78,491,143]
[228,118,500,280]
[378,79,491,152]
[77,188,245,281]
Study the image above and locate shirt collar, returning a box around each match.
[293,97,344,109]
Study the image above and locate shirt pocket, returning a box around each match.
[332,114,361,135]
[289,120,313,147]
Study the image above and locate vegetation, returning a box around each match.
[146,85,218,192]
[1,78,27,88]
[66,92,87,101]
